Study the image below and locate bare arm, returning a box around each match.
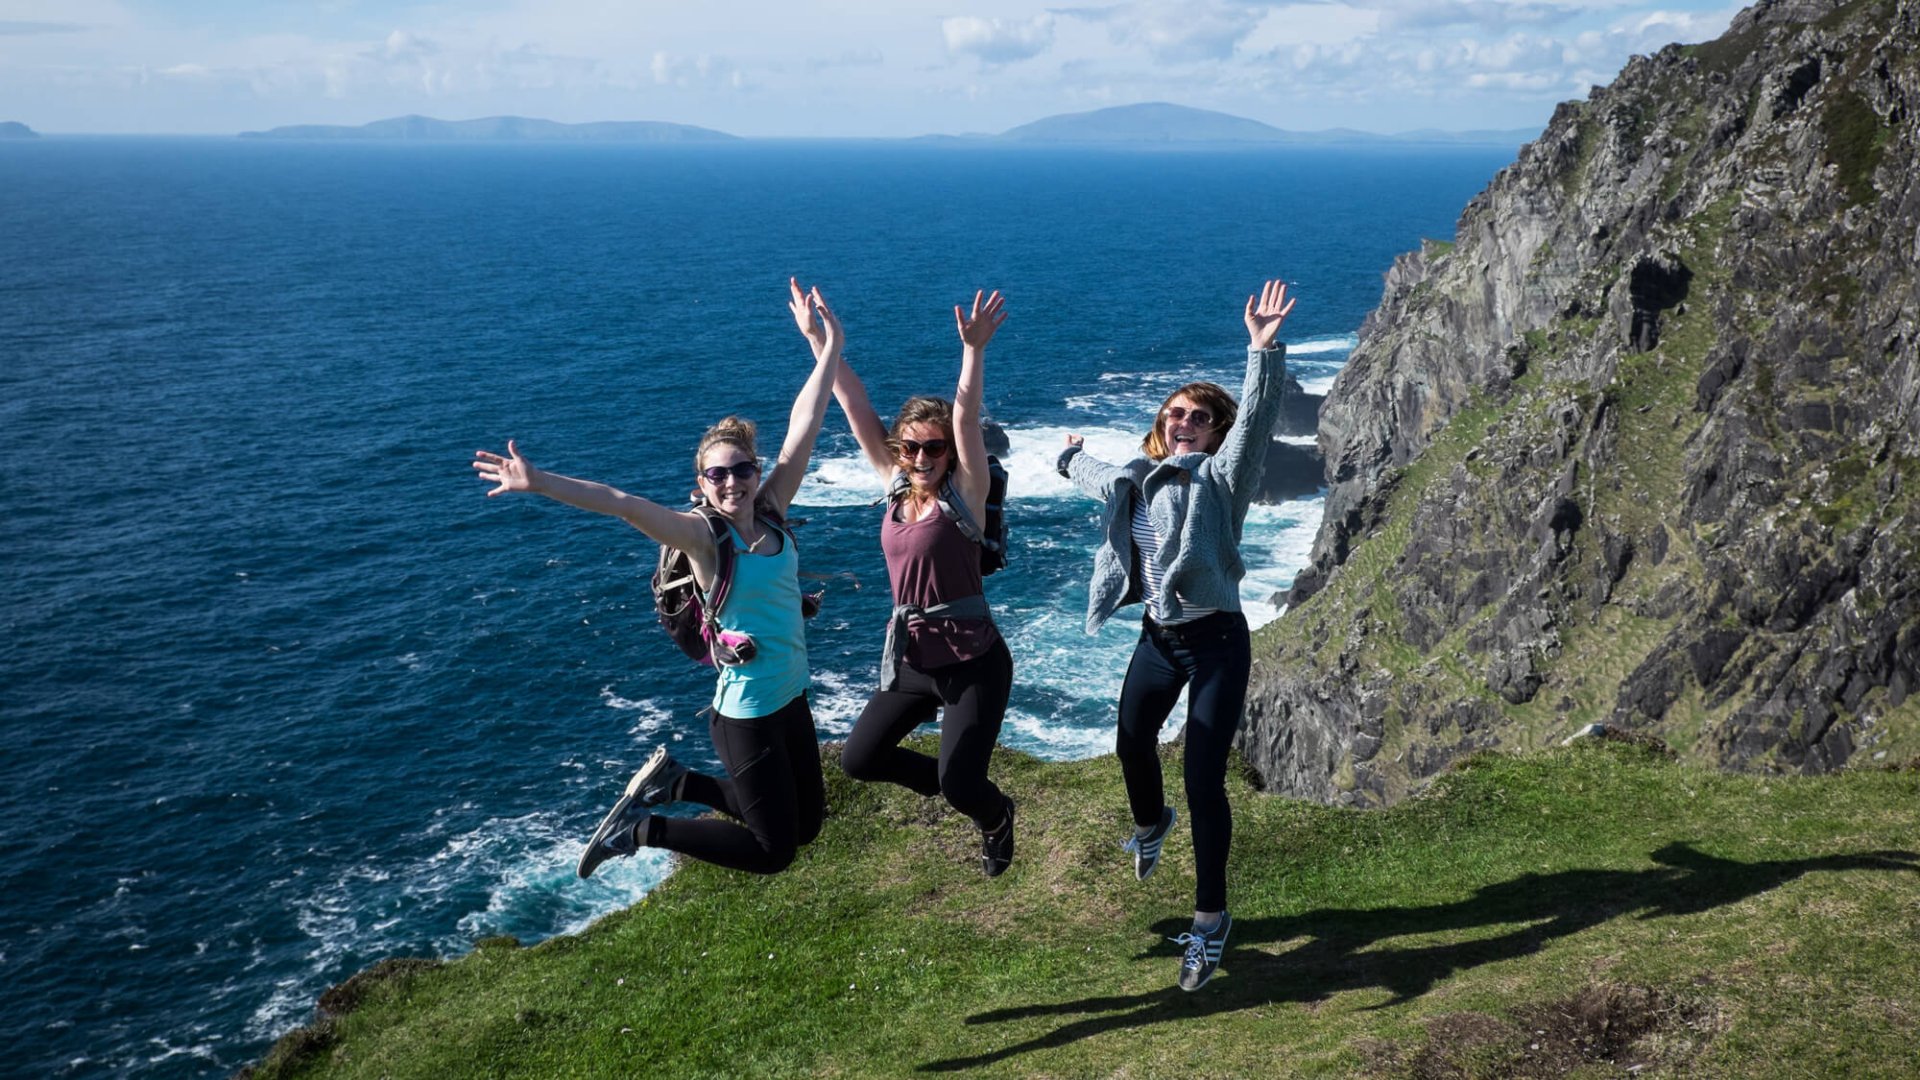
[473,439,716,558]
[763,281,844,515]
[949,289,1005,524]
[813,281,896,485]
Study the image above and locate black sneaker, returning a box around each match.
[1171,912,1232,991]
[1122,806,1177,880]
[981,797,1015,877]
[575,750,683,879]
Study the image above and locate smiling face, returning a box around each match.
[1161,393,1223,456]
[895,420,953,494]
[1143,381,1237,461]
[697,443,761,516]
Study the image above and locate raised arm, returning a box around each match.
[814,282,896,485]
[949,289,1006,523]
[1212,279,1296,501]
[762,281,844,515]
[473,439,715,557]
[1057,435,1128,503]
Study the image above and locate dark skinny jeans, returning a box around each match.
[645,693,826,875]
[841,637,1013,829]
[1115,610,1251,914]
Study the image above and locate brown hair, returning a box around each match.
[887,396,956,454]
[1142,381,1238,460]
[695,416,759,472]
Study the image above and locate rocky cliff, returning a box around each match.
[1242,0,1920,805]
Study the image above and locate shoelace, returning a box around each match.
[1168,932,1209,970]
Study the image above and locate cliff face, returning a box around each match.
[1244,0,1920,805]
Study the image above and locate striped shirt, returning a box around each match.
[1131,497,1218,626]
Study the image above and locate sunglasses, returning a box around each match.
[896,438,949,460]
[700,461,760,484]
[1163,405,1217,429]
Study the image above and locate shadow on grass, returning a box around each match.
[920,842,1918,1072]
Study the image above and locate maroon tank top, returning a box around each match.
[881,499,999,670]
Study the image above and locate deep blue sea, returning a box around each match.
[0,137,1511,1076]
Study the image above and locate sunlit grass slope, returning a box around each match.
[250,740,1920,1079]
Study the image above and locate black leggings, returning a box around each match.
[841,637,1013,829]
[1115,611,1251,913]
[645,693,826,875]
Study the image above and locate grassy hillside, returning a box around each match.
[250,741,1919,1078]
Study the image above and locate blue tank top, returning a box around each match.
[711,521,810,719]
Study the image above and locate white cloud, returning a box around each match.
[942,14,1056,64]
[1365,0,1573,32]
[650,51,743,90]
[1062,1,1263,64]
[1239,4,1381,52]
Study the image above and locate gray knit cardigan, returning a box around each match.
[1055,344,1287,634]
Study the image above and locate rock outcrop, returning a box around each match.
[1243,0,1920,806]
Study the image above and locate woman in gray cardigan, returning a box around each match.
[1057,278,1294,991]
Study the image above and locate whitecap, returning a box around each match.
[792,453,885,508]
[1237,496,1323,629]
[1287,333,1358,356]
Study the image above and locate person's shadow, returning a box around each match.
[919,842,1918,1072]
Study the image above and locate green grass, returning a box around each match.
[248,742,1920,1079]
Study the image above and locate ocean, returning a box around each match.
[0,137,1512,1076]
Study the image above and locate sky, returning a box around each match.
[0,0,1746,136]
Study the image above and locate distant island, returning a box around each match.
[237,105,1539,148]
[0,121,38,139]
[999,102,1539,147]
[239,115,737,142]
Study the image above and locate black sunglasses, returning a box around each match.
[1163,405,1217,429]
[700,461,760,483]
[897,438,949,460]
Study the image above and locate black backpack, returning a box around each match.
[886,455,1009,575]
[652,499,818,668]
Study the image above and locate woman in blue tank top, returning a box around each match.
[473,279,843,879]
[829,290,1018,877]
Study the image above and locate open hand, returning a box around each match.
[789,278,844,361]
[473,440,534,496]
[1064,434,1084,448]
[955,289,1007,349]
[1244,279,1296,350]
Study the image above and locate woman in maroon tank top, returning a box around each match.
[830,290,1018,877]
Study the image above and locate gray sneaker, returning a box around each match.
[629,745,690,808]
[1172,912,1232,991]
[1122,806,1177,880]
[576,748,686,879]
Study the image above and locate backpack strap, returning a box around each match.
[691,506,736,637]
[936,474,987,545]
[885,469,985,544]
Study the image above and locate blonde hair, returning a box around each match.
[696,416,759,472]
[1142,382,1238,460]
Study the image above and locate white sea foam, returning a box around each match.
[256,806,669,1042]
[794,454,886,508]
[1296,372,1340,396]
[597,689,674,740]
[807,668,868,737]
[1000,706,1116,760]
[1002,423,1143,500]
[1238,497,1323,630]
[1288,333,1358,357]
